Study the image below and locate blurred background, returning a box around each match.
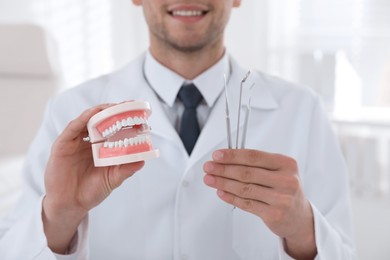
[0,0,389,258]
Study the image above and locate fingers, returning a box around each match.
[60,103,115,142]
[216,189,269,216]
[203,162,277,188]
[204,174,278,205]
[108,161,145,190]
[211,149,286,170]
[204,149,301,210]
[204,169,300,223]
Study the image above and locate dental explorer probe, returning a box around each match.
[240,83,255,149]
[235,70,251,149]
[223,74,232,149]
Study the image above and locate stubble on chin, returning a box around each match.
[157,26,222,54]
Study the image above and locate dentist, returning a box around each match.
[0,0,356,259]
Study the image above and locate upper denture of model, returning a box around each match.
[96,110,152,158]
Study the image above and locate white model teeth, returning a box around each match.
[127,117,134,126]
[134,117,142,125]
[116,121,122,131]
[172,10,204,16]
[103,135,151,149]
[102,117,147,137]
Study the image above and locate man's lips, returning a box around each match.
[170,10,207,16]
[167,4,209,20]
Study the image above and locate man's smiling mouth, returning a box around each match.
[169,10,208,17]
[167,3,210,19]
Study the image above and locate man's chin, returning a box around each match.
[166,37,213,53]
[169,43,206,53]
[154,31,220,53]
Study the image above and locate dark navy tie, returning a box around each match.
[178,84,203,155]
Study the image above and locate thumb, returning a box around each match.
[108,161,145,190]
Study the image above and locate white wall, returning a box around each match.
[0,0,33,23]
[110,0,148,69]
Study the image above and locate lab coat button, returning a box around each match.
[182,181,189,187]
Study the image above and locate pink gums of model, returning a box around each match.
[86,101,159,167]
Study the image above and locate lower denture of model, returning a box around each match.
[96,110,151,158]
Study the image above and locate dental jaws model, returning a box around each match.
[85,101,159,167]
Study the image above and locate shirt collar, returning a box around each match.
[144,50,230,107]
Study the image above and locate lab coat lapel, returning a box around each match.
[101,54,183,150]
[188,57,279,167]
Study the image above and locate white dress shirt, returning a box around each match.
[144,50,230,132]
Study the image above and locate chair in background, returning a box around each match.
[0,23,60,158]
[0,23,60,218]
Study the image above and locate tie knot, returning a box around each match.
[178,84,203,109]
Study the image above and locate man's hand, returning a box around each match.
[203,149,317,260]
[42,104,145,254]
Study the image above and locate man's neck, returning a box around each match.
[149,40,225,80]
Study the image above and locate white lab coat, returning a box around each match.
[0,53,356,259]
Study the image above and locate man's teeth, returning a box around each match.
[172,10,204,17]
[102,116,148,138]
[103,135,151,149]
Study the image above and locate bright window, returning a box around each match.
[33,0,113,89]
